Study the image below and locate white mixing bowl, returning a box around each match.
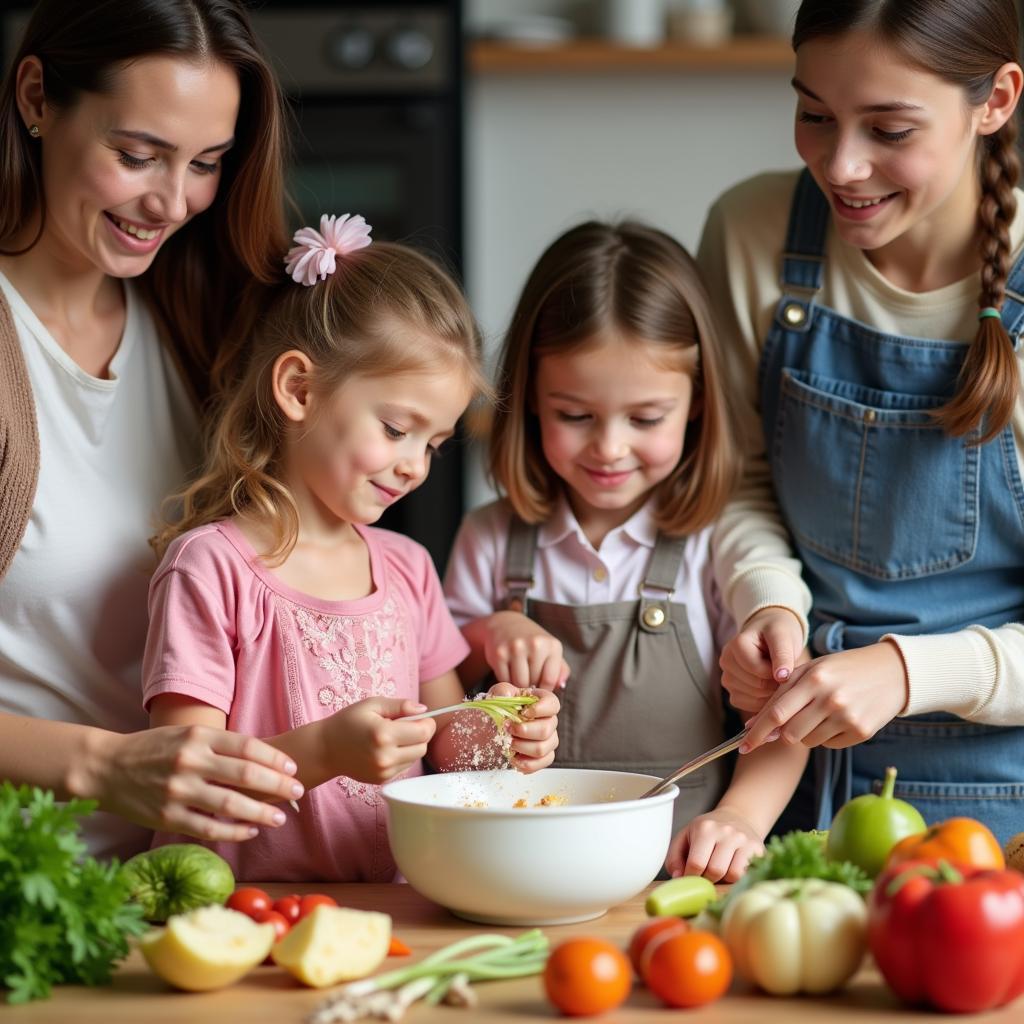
[382,767,678,925]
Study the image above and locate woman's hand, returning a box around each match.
[486,681,560,773]
[740,640,910,752]
[482,611,570,690]
[665,807,764,882]
[326,697,436,784]
[81,725,305,843]
[720,607,807,712]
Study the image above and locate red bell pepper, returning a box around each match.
[868,859,1024,1013]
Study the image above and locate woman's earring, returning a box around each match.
[28,124,40,138]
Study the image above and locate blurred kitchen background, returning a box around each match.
[1,0,804,569]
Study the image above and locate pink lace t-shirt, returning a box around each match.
[142,520,469,882]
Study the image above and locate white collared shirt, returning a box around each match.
[443,496,734,679]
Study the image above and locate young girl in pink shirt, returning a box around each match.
[142,215,559,881]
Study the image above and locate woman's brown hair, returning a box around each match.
[0,0,290,402]
[490,220,740,536]
[794,0,1022,443]
[152,241,484,563]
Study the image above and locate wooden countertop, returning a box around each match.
[3,882,1017,1022]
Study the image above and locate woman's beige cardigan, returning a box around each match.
[0,289,39,582]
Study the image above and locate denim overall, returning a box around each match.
[502,516,730,835]
[762,170,1024,843]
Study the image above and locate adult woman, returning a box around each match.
[0,0,301,859]
[701,0,1024,838]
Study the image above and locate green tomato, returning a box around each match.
[122,844,235,922]
[825,766,926,877]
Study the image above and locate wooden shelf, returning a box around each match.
[468,35,794,75]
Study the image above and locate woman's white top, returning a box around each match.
[0,272,197,860]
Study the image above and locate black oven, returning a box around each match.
[2,1,467,572]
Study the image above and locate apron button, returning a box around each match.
[593,566,608,582]
[782,302,807,326]
[642,605,666,628]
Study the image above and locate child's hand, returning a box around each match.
[740,640,910,753]
[719,607,806,712]
[485,682,560,773]
[483,611,570,690]
[665,807,764,883]
[327,697,436,784]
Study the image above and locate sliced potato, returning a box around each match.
[271,905,391,987]
[140,905,275,991]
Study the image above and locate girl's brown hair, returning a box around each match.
[490,220,740,536]
[0,0,290,402]
[153,242,484,562]
[794,0,1022,443]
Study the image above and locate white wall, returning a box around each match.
[466,70,798,344]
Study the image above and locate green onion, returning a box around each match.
[308,930,549,1022]
[468,695,539,732]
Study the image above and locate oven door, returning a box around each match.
[289,97,459,272]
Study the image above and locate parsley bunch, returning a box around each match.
[0,783,147,1004]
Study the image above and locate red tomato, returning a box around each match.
[543,937,631,1017]
[641,931,732,1008]
[627,918,688,978]
[251,908,290,943]
[272,895,302,924]
[226,886,271,919]
[298,893,339,920]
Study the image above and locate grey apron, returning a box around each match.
[503,515,729,833]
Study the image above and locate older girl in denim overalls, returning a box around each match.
[445,221,809,881]
[700,0,1024,841]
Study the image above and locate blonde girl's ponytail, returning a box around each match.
[934,119,1021,443]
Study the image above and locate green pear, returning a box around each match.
[825,766,925,877]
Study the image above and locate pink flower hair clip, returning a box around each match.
[284,213,373,287]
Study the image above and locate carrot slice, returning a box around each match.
[388,936,412,956]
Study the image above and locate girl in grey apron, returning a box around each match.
[701,0,1024,843]
[445,220,809,880]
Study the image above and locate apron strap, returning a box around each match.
[780,169,830,294]
[772,170,831,335]
[502,514,538,613]
[998,247,1024,348]
[638,533,688,633]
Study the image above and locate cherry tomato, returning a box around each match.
[251,908,290,943]
[298,893,338,920]
[543,937,631,1017]
[272,895,302,924]
[641,930,731,1008]
[226,886,271,919]
[627,917,688,977]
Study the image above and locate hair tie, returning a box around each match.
[978,306,1002,321]
[284,213,372,287]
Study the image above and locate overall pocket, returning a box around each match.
[773,369,979,580]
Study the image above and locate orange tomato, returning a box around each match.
[543,937,631,1017]
[627,918,688,977]
[641,930,732,1009]
[887,818,1005,871]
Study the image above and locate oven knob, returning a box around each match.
[386,28,434,70]
[327,27,376,70]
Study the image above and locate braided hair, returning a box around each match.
[794,0,1021,443]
